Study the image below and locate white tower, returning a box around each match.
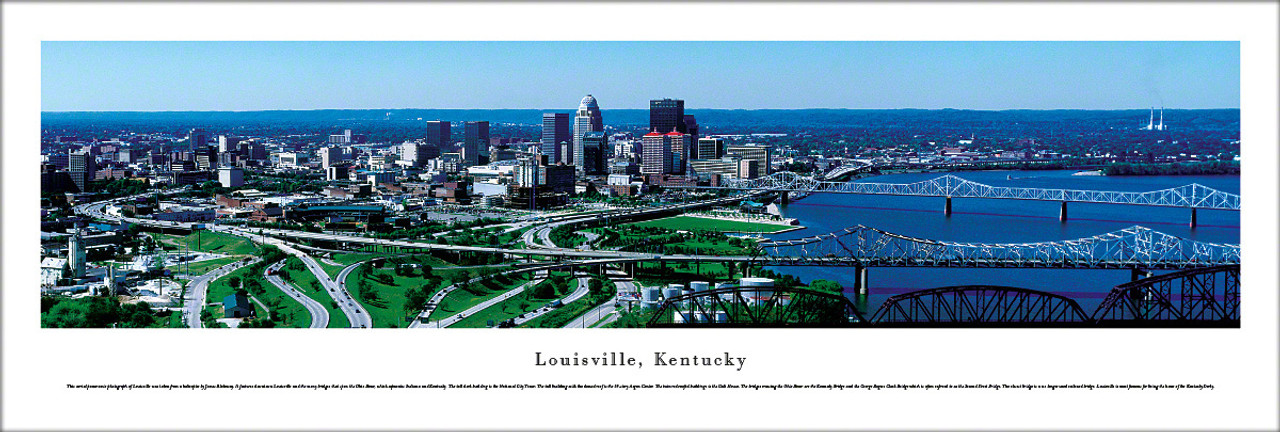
[69,228,86,279]
[1158,107,1165,131]
[1147,107,1154,130]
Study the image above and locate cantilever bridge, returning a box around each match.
[674,172,1241,210]
[759,225,1240,269]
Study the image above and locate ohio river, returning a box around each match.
[764,170,1241,314]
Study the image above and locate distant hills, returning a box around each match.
[41,108,1240,129]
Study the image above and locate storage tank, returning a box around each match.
[690,281,710,293]
[641,286,662,309]
[664,284,683,300]
[739,277,775,306]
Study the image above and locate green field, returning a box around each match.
[627,216,793,233]
[434,271,533,318]
[172,256,245,276]
[343,265,475,328]
[519,279,617,328]
[280,257,350,329]
[206,263,309,328]
[449,279,555,328]
[150,231,261,255]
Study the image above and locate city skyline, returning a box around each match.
[41,41,1240,112]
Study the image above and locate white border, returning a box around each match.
[4,3,1277,431]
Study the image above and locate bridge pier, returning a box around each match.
[854,265,869,296]
[1189,208,1198,229]
[944,197,952,217]
[1130,268,1152,282]
[778,192,789,205]
[1059,201,1068,222]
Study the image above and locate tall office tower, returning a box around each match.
[682,115,699,157]
[640,131,672,175]
[726,143,772,177]
[463,121,489,166]
[239,142,267,161]
[696,137,724,160]
[426,121,451,150]
[649,99,686,135]
[320,146,344,169]
[541,112,573,163]
[666,130,690,175]
[217,135,242,153]
[187,128,209,152]
[194,147,218,170]
[580,131,608,175]
[67,151,96,192]
[572,95,605,171]
[69,228,86,278]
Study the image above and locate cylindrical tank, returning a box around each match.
[739,277,775,306]
[690,281,710,292]
[664,284,683,301]
[644,286,661,302]
[738,277,774,287]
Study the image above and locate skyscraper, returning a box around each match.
[187,128,209,153]
[68,151,96,192]
[541,112,573,164]
[573,95,605,172]
[649,99,686,135]
[682,115,699,157]
[426,121,451,150]
[463,121,489,166]
[581,131,608,175]
[640,131,672,175]
[726,143,772,177]
[666,130,690,175]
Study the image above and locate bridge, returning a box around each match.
[817,162,874,180]
[671,173,1239,227]
[646,265,1240,327]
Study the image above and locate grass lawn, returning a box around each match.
[635,261,738,287]
[173,256,245,276]
[627,216,792,233]
[435,271,532,318]
[206,263,309,328]
[519,279,617,328]
[281,257,349,329]
[151,231,261,255]
[345,267,453,328]
[449,280,556,328]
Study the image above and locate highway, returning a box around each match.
[514,276,589,326]
[181,257,259,328]
[332,260,373,328]
[432,279,542,328]
[263,260,329,328]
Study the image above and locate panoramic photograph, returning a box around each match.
[38,41,1241,329]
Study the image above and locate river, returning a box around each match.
[763,170,1241,315]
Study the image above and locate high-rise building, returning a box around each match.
[68,151,96,192]
[463,121,489,166]
[726,143,772,177]
[572,95,605,172]
[326,164,350,181]
[649,99,686,135]
[683,115,699,157]
[426,121,451,150]
[541,112,573,164]
[690,156,742,179]
[666,130,689,175]
[696,137,724,160]
[328,129,353,144]
[580,132,608,175]
[640,131,672,175]
[218,167,244,188]
[320,146,344,169]
[218,135,242,153]
[187,128,209,153]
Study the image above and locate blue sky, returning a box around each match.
[41,41,1239,111]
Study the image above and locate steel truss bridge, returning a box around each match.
[674,172,1241,210]
[647,265,1240,327]
[759,225,1239,269]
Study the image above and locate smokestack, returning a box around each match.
[1147,107,1154,130]
[1158,107,1164,131]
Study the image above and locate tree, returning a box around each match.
[228,276,241,289]
[809,280,844,295]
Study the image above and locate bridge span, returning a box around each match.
[670,172,1239,226]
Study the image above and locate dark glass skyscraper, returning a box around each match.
[541,112,573,163]
[463,121,489,166]
[649,99,685,133]
[426,121,451,150]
